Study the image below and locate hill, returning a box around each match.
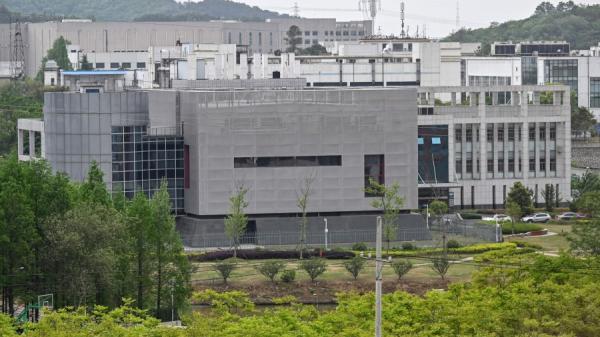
[445,1,600,53]
[0,0,289,22]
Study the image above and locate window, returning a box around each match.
[136,62,146,69]
[487,125,494,142]
[239,32,242,45]
[487,158,494,173]
[466,159,473,173]
[121,62,132,69]
[305,40,310,45]
[95,62,105,69]
[343,31,349,36]
[529,125,536,141]
[498,152,504,172]
[550,124,557,140]
[455,159,462,175]
[365,155,384,196]
[466,128,473,142]
[508,124,515,141]
[544,59,578,94]
[336,31,341,36]
[110,62,120,69]
[419,107,434,115]
[508,151,515,172]
[234,156,341,168]
[312,40,318,45]
[497,125,504,142]
[591,78,600,108]
[325,31,329,36]
[312,31,318,36]
[550,152,557,172]
[539,126,546,141]
[228,32,232,44]
[305,31,310,36]
[521,56,538,85]
[455,127,462,142]
[540,158,546,171]
[249,32,253,45]
[270,32,273,46]
[258,32,262,45]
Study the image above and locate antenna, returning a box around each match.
[292,2,300,17]
[11,18,25,80]
[359,0,381,35]
[400,2,406,38]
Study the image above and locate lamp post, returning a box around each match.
[375,216,383,337]
[324,218,328,251]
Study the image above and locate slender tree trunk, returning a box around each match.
[8,287,14,316]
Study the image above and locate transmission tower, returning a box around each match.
[400,2,406,38]
[359,0,381,35]
[10,18,25,80]
[292,2,300,17]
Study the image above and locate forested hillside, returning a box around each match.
[0,0,288,22]
[445,1,600,52]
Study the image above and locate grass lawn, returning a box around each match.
[506,223,572,252]
[191,257,477,286]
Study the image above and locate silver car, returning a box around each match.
[521,213,552,223]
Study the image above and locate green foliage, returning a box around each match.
[541,184,557,212]
[343,257,366,280]
[0,0,288,22]
[300,258,327,282]
[193,289,254,315]
[572,106,597,138]
[569,219,600,256]
[0,313,16,337]
[365,178,405,252]
[284,25,302,53]
[445,2,600,50]
[500,222,544,235]
[576,191,600,218]
[431,256,450,280]
[37,36,72,81]
[507,182,534,215]
[224,185,249,258]
[351,242,368,251]
[298,44,329,56]
[571,170,600,200]
[459,212,483,220]
[401,242,415,250]
[391,260,413,280]
[213,259,236,284]
[0,81,44,155]
[256,260,285,283]
[78,160,111,206]
[505,199,522,235]
[280,269,296,283]
[446,239,461,249]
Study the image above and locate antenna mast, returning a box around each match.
[400,2,406,38]
[10,19,25,80]
[292,2,300,17]
[359,0,381,35]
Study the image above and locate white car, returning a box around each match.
[482,214,512,222]
[521,213,552,223]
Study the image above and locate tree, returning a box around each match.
[256,261,285,283]
[569,219,600,256]
[80,54,93,70]
[0,81,44,155]
[392,260,413,281]
[557,1,576,12]
[296,173,315,259]
[149,180,191,319]
[365,178,405,253]
[505,200,522,236]
[431,256,450,280]
[571,170,600,200]
[37,36,72,81]
[224,185,249,259]
[576,191,600,218]
[300,258,327,282]
[126,193,153,308]
[214,260,236,284]
[535,2,555,15]
[284,25,302,53]
[572,106,597,139]
[79,161,111,206]
[541,184,556,213]
[299,44,329,56]
[507,182,534,216]
[343,257,366,280]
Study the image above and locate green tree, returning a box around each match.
[343,257,366,280]
[256,261,285,283]
[79,161,111,206]
[535,2,556,14]
[296,174,315,259]
[572,106,597,139]
[284,25,302,53]
[0,81,44,155]
[365,178,405,253]
[541,184,556,212]
[300,258,327,282]
[225,185,249,259]
[298,44,329,55]
[126,193,154,309]
[505,199,522,235]
[149,180,191,319]
[37,36,72,81]
[431,256,450,280]
[213,259,236,284]
[507,182,534,216]
[391,260,413,281]
[576,191,600,218]
[569,219,600,256]
[80,54,93,70]
[571,170,600,200]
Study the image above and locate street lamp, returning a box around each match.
[324,218,329,251]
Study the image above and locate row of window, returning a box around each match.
[456,124,557,143]
[591,78,600,108]
[234,156,342,168]
[456,156,557,175]
[94,62,145,70]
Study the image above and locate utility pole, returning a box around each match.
[375,216,383,337]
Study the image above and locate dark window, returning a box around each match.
[529,158,536,171]
[487,159,494,173]
[110,62,120,69]
[497,125,504,142]
[521,56,538,85]
[540,158,546,171]
[136,62,146,69]
[312,31,318,36]
[529,125,536,141]
[455,127,462,142]
[466,128,473,142]
[508,125,515,141]
[305,31,310,36]
[539,126,546,141]
[121,62,132,69]
[487,125,494,142]
[544,59,578,95]
[591,78,600,108]
[455,160,462,175]
[95,62,105,69]
[365,155,385,197]
[466,159,473,173]
[234,156,342,168]
[550,124,557,140]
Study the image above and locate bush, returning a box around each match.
[460,213,483,220]
[513,241,543,250]
[256,260,285,283]
[280,269,296,283]
[189,249,355,262]
[446,240,461,249]
[431,256,450,280]
[352,242,368,251]
[343,257,366,280]
[392,260,413,280]
[501,222,543,235]
[401,242,416,250]
[213,259,236,284]
[300,258,327,282]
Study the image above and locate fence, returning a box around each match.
[182,229,433,249]
[429,215,501,242]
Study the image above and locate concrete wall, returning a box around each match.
[178,88,419,217]
[43,91,148,182]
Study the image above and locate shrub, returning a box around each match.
[513,241,543,250]
[446,240,461,249]
[213,259,236,284]
[391,260,413,280]
[401,242,416,250]
[300,258,327,282]
[431,256,450,280]
[256,260,286,283]
[189,249,355,262]
[460,213,483,220]
[343,257,366,280]
[501,222,543,235]
[352,242,368,251]
[280,269,296,283]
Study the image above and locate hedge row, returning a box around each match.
[357,242,519,258]
[188,249,355,262]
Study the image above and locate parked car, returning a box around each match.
[521,213,552,223]
[482,214,512,222]
[556,212,585,221]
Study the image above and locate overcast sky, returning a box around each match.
[183,0,600,38]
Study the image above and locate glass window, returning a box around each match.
[497,125,504,142]
[539,126,546,141]
[550,124,557,140]
[137,62,146,69]
[95,62,105,69]
[466,128,473,142]
[365,155,385,196]
[110,62,120,69]
[121,62,132,69]
[591,78,600,108]
[544,59,578,94]
[455,127,462,142]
